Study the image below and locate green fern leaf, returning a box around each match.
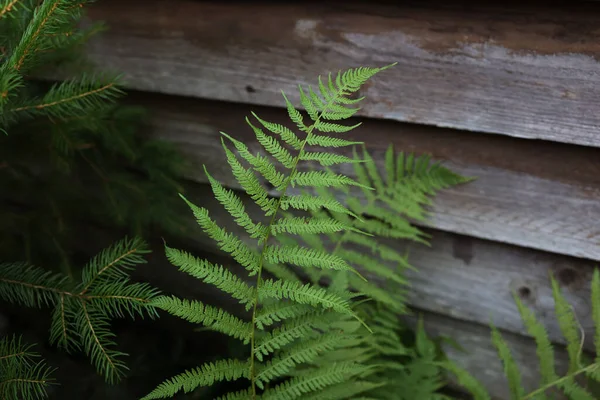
[307,134,362,148]
[251,112,303,150]
[164,245,255,306]
[205,167,269,241]
[141,359,249,400]
[591,269,600,361]
[255,333,350,388]
[514,294,558,385]
[179,195,261,274]
[293,170,370,190]
[258,279,353,315]
[280,194,358,218]
[490,323,525,400]
[260,362,370,400]
[264,244,359,274]
[246,118,295,168]
[255,302,315,330]
[550,275,583,374]
[151,296,251,342]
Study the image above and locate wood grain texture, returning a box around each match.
[179,179,599,354]
[84,0,600,147]
[133,93,600,261]
[406,311,570,400]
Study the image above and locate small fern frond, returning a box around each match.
[593,269,600,360]
[179,194,261,274]
[164,245,255,306]
[151,296,252,342]
[255,333,350,388]
[513,294,558,385]
[264,244,361,275]
[141,359,249,400]
[490,323,525,400]
[255,302,314,330]
[280,194,358,218]
[250,112,303,150]
[258,279,353,316]
[260,362,371,400]
[550,274,583,374]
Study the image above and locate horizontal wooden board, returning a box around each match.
[135,93,600,261]
[178,179,599,354]
[84,0,600,147]
[406,310,570,400]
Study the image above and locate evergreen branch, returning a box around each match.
[11,83,118,113]
[11,0,61,71]
[0,0,20,20]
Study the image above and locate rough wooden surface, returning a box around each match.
[133,93,600,261]
[179,179,598,353]
[85,0,600,147]
[406,311,570,400]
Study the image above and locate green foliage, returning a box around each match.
[0,335,54,400]
[0,236,160,384]
[144,65,400,400]
[445,269,600,400]
[0,0,185,274]
[276,143,470,399]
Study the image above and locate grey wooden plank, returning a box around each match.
[136,94,600,261]
[83,0,600,147]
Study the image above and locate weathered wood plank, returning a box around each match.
[406,311,570,400]
[84,0,600,147]
[179,179,599,354]
[135,93,600,261]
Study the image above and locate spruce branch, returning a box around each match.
[0,237,160,383]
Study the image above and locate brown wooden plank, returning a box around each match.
[406,311,570,400]
[84,0,600,147]
[178,179,599,354]
[135,93,600,261]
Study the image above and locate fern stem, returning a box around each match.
[247,88,350,399]
[522,363,600,399]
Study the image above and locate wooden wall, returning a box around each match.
[81,1,600,398]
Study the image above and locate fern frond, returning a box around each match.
[307,134,362,148]
[258,279,353,316]
[255,333,350,388]
[141,359,249,400]
[280,194,358,218]
[514,294,558,385]
[255,302,314,330]
[165,245,255,307]
[292,170,369,190]
[550,275,583,374]
[490,323,525,400]
[260,362,371,400]
[593,269,600,360]
[254,312,333,360]
[151,296,252,342]
[250,112,303,150]
[205,167,269,241]
[179,194,261,274]
[264,244,360,275]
